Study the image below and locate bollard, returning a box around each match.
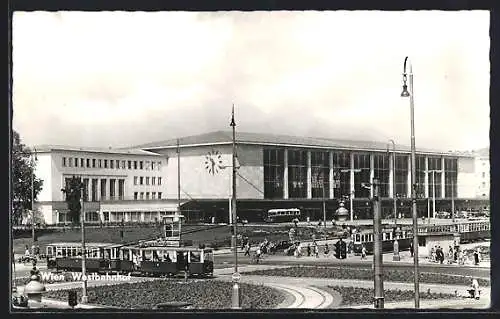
[68,290,78,308]
[24,266,46,308]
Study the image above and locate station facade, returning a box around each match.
[138,131,485,223]
[32,131,488,225]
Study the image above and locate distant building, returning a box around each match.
[31,131,489,225]
[32,145,175,225]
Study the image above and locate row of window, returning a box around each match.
[62,157,162,171]
[133,192,162,200]
[133,176,162,186]
[263,148,459,200]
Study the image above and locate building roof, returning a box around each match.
[129,130,471,157]
[33,145,162,156]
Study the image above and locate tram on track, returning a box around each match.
[46,242,214,278]
[352,219,490,255]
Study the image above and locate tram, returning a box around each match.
[45,242,214,278]
[121,244,214,277]
[352,227,412,255]
[46,242,124,272]
[352,219,490,255]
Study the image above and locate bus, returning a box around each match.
[263,208,301,223]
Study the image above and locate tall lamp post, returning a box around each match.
[230,104,240,309]
[80,178,88,304]
[401,56,420,308]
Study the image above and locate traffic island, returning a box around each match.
[43,279,286,309]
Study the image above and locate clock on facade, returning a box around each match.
[205,150,223,175]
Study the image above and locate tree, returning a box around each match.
[61,176,83,225]
[11,130,44,225]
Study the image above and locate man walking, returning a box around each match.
[244,242,251,257]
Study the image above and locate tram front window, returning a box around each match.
[190,251,201,262]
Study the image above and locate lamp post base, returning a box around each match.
[231,282,240,309]
[374,297,384,309]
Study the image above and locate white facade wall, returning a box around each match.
[35,153,53,202]
[457,157,476,198]
[32,148,171,224]
[48,151,167,201]
[159,144,264,201]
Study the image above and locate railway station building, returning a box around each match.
[32,131,489,225]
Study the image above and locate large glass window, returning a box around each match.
[83,179,89,201]
[91,179,98,201]
[427,157,442,198]
[100,179,107,199]
[109,179,116,199]
[263,149,284,199]
[311,151,329,198]
[373,154,389,197]
[415,156,426,198]
[353,153,370,198]
[118,179,125,200]
[288,150,307,198]
[395,155,408,197]
[444,158,457,198]
[332,151,350,198]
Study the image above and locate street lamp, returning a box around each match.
[401,56,420,308]
[229,104,240,309]
[78,178,88,304]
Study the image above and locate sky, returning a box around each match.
[12,10,490,151]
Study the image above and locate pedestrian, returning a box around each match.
[361,245,367,260]
[255,248,262,263]
[324,243,330,256]
[470,277,480,299]
[410,241,414,257]
[474,249,480,266]
[244,242,251,257]
[314,244,319,258]
[458,249,465,265]
[307,244,311,257]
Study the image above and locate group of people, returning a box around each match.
[242,238,279,263]
[429,245,482,266]
[429,245,447,264]
[21,245,41,262]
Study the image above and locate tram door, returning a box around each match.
[176,251,188,271]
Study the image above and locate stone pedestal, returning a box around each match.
[393,239,401,261]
